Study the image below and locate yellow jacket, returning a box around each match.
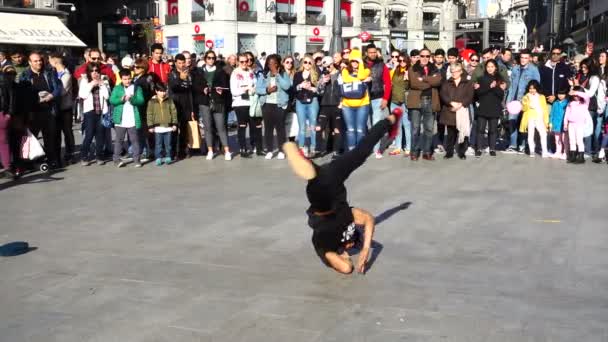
[340,65,370,108]
[520,93,549,133]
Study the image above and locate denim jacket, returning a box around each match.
[19,67,63,115]
[255,71,292,109]
[507,63,540,103]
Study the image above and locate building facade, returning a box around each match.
[158,0,465,57]
[563,0,608,53]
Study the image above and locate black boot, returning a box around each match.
[576,152,585,164]
[566,151,575,163]
[592,153,602,163]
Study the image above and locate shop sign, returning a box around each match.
[424,32,440,40]
[390,31,408,39]
[456,21,484,30]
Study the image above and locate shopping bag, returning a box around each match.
[187,120,201,149]
[21,129,45,160]
[583,112,594,137]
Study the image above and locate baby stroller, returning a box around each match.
[13,128,50,177]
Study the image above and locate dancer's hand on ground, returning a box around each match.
[357,247,370,274]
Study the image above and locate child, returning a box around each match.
[563,87,591,164]
[147,83,178,166]
[520,80,549,158]
[549,88,569,160]
[109,69,145,168]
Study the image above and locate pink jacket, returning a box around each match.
[564,91,590,125]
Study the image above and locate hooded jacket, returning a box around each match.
[339,49,371,108]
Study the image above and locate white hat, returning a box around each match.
[321,56,333,66]
[121,56,134,68]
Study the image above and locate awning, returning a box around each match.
[424,40,443,52]
[0,12,85,47]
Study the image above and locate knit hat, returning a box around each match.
[349,48,363,62]
[121,56,134,68]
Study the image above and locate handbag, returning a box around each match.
[101,112,114,128]
[249,93,263,118]
[21,129,45,160]
[187,120,201,149]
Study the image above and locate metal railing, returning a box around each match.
[237,10,258,22]
[191,10,205,22]
[165,14,178,25]
[306,13,326,25]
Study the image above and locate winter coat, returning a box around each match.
[475,74,505,119]
[407,62,442,112]
[563,92,591,125]
[109,84,145,129]
[318,72,342,107]
[230,67,256,107]
[439,78,474,126]
[19,67,63,115]
[147,96,178,128]
[78,78,110,114]
[519,93,549,133]
[390,67,409,105]
[540,61,572,97]
[192,65,230,110]
[168,69,194,120]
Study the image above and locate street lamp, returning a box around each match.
[329,0,343,55]
[56,2,76,12]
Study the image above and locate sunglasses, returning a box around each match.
[239,60,247,64]
[303,61,312,65]
[206,56,216,60]
[90,69,100,72]
[134,66,144,69]
[470,59,479,62]
[398,59,406,63]
[247,58,253,61]
[420,55,430,58]
[284,60,293,64]
[391,55,399,58]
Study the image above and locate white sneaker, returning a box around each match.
[483,147,490,153]
[206,152,214,160]
[541,152,550,158]
[599,149,606,159]
[224,152,232,161]
[375,152,383,159]
[465,147,475,156]
[529,153,536,158]
[265,152,273,160]
[277,152,285,160]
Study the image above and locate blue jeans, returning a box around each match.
[370,98,388,152]
[508,114,523,149]
[154,131,172,158]
[390,102,411,150]
[81,111,105,161]
[295,98,319,150]
[469,103,477,148]
[409,97,435,154]
[342,105,369,150]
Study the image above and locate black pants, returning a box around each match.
[81,111,105,161]
[170,118,191,159]
[55,108,75,160]
[30,111,58,165]
[316,105,343,154]
[477,117,498,152]
[262,103,286,152]
[310,118,390,190]
[235,106,263,152]
[445,125,468,157]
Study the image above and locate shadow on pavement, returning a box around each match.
[0,169,65,192]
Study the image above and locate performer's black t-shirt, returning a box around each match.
[308,204,355,262]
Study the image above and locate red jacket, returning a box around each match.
[148,60,171,85]
[74,62,116,87]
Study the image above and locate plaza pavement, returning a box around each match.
[1,149,608,341]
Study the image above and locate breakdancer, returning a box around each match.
[283,108,403,274]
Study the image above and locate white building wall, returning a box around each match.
[159,0,462,56]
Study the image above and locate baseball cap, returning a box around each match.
[121,56,134,68]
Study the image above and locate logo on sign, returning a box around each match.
[205,39,214,48]
[313,27,320,36]
[390,31,408,39]
[194,24,200,33]
[456,21,484,30]
[238,0,249,12]
[424,32,439,40]
[359,31,371,42]
[167,0,178,16]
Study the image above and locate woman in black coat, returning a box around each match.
[475,59,506,157]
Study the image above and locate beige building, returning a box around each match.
[158,0,465,57]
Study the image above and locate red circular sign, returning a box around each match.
[359,31,371,42]
[205,39,214,49]
[313,27,320,36]
[194,24,200,33]
[239,1,249,12]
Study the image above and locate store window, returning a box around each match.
[423,12,439,30]
[277,35,296,57]
[238,34,256,53]
[1,0,34,8]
